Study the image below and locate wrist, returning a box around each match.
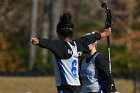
[101,32,106,38]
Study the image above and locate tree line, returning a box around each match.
[0,0,140,73]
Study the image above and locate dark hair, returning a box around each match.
[83,46,91,54]
[57,12,74,38]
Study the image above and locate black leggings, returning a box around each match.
[57,85,81,93]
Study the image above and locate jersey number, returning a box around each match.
[71,60,77,78]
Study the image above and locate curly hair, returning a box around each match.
[56,12,74,38]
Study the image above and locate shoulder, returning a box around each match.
[96,52,103,57]
[81,54,88,61]
[95,52,107,61]
[79,54,88,67]
[52,40,70,47]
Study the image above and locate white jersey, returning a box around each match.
[53,41,81,86]
[80,52,101,93]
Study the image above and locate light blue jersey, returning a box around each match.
[80,52,101,93]
[53,41,81,86]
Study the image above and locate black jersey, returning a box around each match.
[92,52,111,93]
[39,32,101,59]
[79,52,111,93]
[38,32,101,93]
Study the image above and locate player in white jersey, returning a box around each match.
[31,12,111,93]
[80,41,117,93]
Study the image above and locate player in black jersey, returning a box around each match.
[80,41,117,93]
[31,12,111,93]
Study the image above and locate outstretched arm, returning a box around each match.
[75,28,111,52]
[31,38,72,59]
[31,38,39,45]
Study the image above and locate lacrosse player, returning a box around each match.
[80,41,117,93]
[31,12,111,93]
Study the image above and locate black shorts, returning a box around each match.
[57,85,81,93]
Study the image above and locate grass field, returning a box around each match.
[0,76,57,93]
[0,76,134,93]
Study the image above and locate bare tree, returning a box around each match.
[47,0,63,70]
[28,0,38,70]
[48,0,63,39]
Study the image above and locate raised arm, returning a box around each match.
[101,28,111,38]
[75,28,111,52]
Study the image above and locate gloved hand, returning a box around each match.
[110,83,117,93]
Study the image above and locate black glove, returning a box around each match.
[110,83,117,93]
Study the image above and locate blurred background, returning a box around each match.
[0,0,140,93]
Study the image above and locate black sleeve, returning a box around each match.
[38,38,71,59]
[75,32,101,52]
[95,54,111,93]
[95,54,117,92]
